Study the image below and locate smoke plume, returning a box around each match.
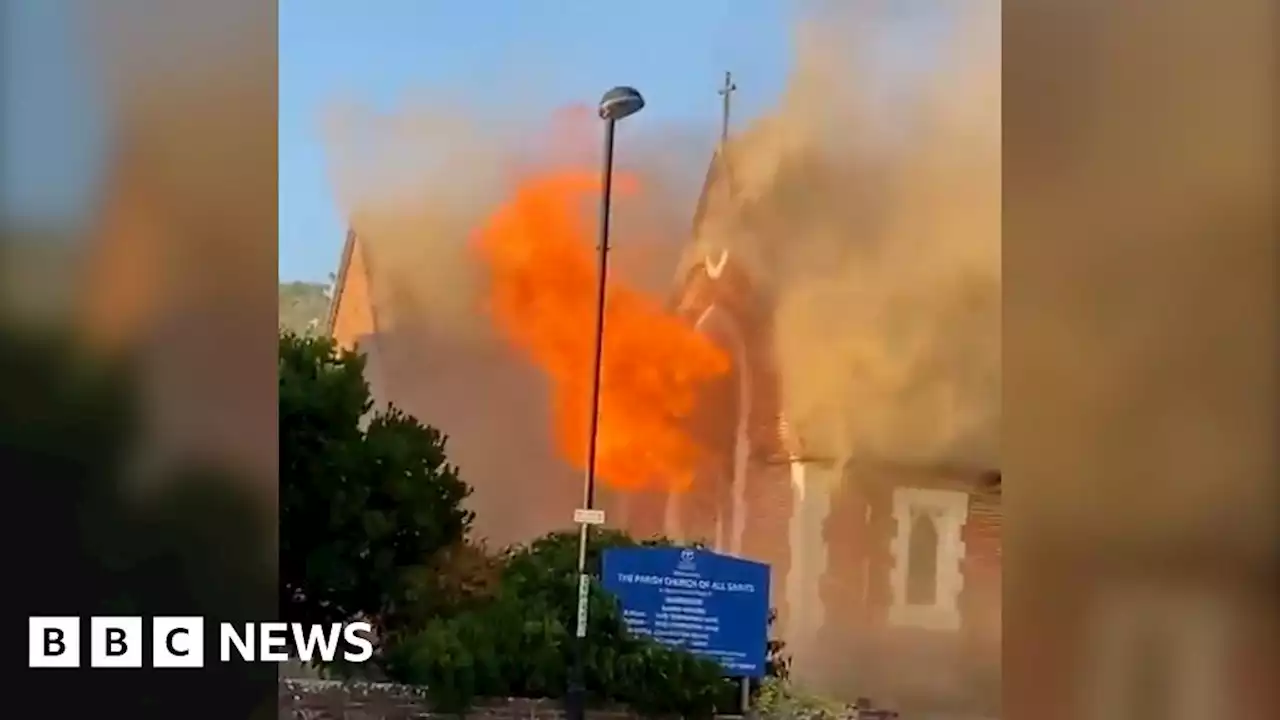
[321,103,709,349]
[318,100,713,544]
[316,1,1002,539]
[697,1,1001,470]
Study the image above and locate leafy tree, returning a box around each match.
[278,281,330,335]
[391,537,504,630]
[279,332,473,634]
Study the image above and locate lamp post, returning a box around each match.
[565,85,645,720]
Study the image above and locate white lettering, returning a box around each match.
[210,623,379,663]
[619,573,753,592]
[342,622,374,662]
[220,624,255,661]
[259,622,290,662]
[290,623,342,663]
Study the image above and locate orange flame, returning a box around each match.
[472,167,730,493]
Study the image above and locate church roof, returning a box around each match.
[324,228,358,336]
[324,228,381,351]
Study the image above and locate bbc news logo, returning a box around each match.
[28,617,374,668]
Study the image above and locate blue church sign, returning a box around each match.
[601,546,771,677]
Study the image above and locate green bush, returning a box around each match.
[384,530,740,716]
[279,332,473,633]
[754,677,853,720]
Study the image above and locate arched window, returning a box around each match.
[905,512,940,605]
[888,487,969,630]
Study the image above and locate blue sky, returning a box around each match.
[279,0,803,282]
[3,0,799,280]
[2,1,946,282]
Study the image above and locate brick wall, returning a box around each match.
[279,679,639,720]
[960,488,1002,664]
[807,470,1002,713]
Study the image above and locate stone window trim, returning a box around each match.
[887,486,969,631]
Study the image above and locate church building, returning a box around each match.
[603,141,1003,709]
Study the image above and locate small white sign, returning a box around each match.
[573,508,605,525]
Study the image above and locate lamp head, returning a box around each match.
[598,86,645,121]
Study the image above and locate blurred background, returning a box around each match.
[1003,2,1276,719]
[3,0,277,717]
[2,0,1274,719]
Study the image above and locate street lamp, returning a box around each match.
[566,85,645,720]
